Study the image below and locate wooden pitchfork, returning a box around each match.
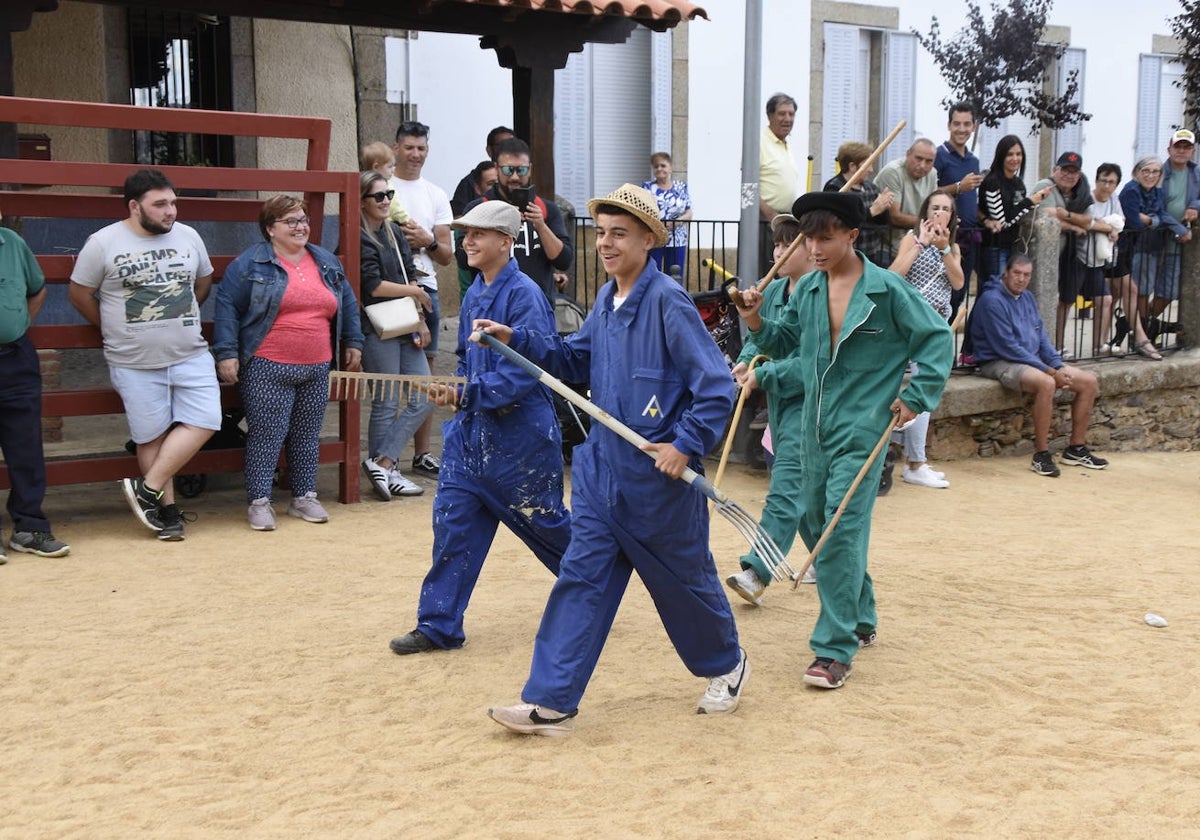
[472,330,790,575]
[728,119,908,308]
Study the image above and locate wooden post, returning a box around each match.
[512,64,555,201]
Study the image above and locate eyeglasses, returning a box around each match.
[1141,168,1163,175]
[277,216,310,229]
[365,190,395,203]
[499,165,530,177]
[397,120,429,137]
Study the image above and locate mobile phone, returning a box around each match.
[510,187,532,213]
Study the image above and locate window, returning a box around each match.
[1137,54,1185,161]
[554,29,672,214]
[819,23,915,188]
[127,7,234,167]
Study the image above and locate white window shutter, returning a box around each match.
[1054,47,1085,160]
[821,22,862,188]
[650,31,672,157]
[554,48,592,214]
[1136,54,1163,161]
[881,31,916,169]
[591,29,652,198]
[1159,58,1185,152]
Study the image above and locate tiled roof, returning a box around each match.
[448,0,708,24]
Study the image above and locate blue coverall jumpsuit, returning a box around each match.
[413,259,572,649]
[509,260,739,714]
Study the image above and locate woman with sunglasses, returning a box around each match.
[357,171,437,500]
[213,195,363,531]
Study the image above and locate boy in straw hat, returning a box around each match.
[475,184,746,736]
[388,200,572,657]
[734,191,952,689]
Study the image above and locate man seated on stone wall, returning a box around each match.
[967,254,1108,478]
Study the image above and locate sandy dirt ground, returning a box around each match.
[2,447,1199,839]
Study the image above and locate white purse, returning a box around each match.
[364,228,422,340]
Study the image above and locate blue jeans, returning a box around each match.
[981,247,1011,287]
[361,330,434,465]
[0,335,50,533]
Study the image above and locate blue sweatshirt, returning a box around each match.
[968,281,1062,371]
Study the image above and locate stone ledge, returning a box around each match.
[929,349,1200,460]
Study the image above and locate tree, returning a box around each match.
[1168,0,1200,130]
[914,0,1090,143]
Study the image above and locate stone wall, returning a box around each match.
[929,350,1200,461]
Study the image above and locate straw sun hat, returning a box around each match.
[587,183,668,248]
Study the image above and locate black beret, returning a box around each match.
[791,191,864,229]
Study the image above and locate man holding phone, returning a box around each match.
[455,137,573,301]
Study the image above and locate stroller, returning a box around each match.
[690,274,743,369]
[553,293,590,463]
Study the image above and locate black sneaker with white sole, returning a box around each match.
[157,505,195,541]
[411,452,441,476]
[1060,445,1108,470]
[121,478,165,531]
[1030,450,1061,478]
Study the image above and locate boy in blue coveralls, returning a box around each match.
[735,192,953,689]
[388,201,572,656]
[477,184,746,736]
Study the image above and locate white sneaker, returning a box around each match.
[902,464,950,489]
[488,703,577,737]
[362,457,391,501]
[387,469,424,497]
[697,648,750,714]
[800,565,817,584]
[725,568,765,605]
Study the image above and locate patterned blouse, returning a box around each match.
[903,241,953,319]
[642,179,692,248]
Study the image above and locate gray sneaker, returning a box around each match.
[487,703,577,737]
[725,568,765,605]
[288,492,329,523]
[9,530,71,558]
[0,529,7,564]
[248,497,276,531]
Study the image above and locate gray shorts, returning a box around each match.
[978,359,1034,392]
[109,352,222,443]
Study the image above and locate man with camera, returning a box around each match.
[455,137,573,301]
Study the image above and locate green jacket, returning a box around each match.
[738,276,806,419]
[749,254,953,454]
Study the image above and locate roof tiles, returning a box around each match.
[447,0,708,24]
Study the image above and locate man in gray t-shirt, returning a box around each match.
[69,169,220,541]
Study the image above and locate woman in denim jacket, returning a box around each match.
[214,195,362,531]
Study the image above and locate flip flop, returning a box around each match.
[1134,339,1163,361]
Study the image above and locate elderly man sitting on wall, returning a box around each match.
[968,254,1109,478]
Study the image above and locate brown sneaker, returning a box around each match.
[803,657,852,689]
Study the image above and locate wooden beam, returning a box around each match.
[512,65,555,202]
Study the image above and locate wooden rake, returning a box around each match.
[472,330,789,574]
[728,119,909,308]
[328,371,466,402]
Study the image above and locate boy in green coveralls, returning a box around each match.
[726,213,815,603]
[734,192,952,689]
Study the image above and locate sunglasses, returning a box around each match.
[278,216,310,229]
[365,190,395,203]
[499,165,530,177]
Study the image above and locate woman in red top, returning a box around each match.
[214,196,363,531]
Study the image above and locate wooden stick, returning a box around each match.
[791,414,899,589]
[328,371,465,402]
[728,119,909,307]
[710,354,768,513]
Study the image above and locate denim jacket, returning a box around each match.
[213,241,363,364]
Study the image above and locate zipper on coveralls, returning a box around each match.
[814,299,875,445]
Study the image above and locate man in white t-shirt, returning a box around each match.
[68,169,220,540]
[390,120,453,476]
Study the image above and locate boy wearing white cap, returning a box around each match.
[388,200,572,657]
[477,184,746,736]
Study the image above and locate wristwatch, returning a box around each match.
[940,244,952,255]
[427,239,439,253]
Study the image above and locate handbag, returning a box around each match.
[363,226,422,340]
[365,296,421,340]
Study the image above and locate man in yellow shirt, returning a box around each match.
[759,93,800,222]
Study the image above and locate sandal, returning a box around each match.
[1134,339,1163,361]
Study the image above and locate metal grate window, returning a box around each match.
[127,7,234,168]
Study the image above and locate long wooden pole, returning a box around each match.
[728,119,908,306]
